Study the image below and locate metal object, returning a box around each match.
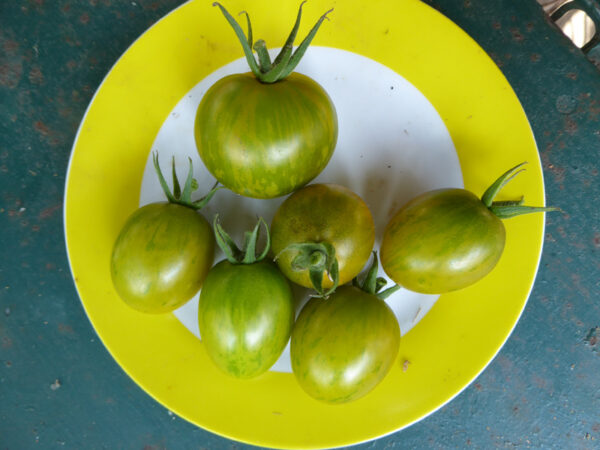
[541,0,600,53]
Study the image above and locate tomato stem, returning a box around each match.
[213,2,333,83]
[352,252,401,299]
[363,251,379,294]
[481,161,561,219]
[275,242,339,298]
[253,40,272,73]
[213,3,261,76]
[309,251,326,267]
[152,152,221,210]
[377,284,402,300]
[213,215,270,264]
[279,4,333,79]
[171,156,181,199]
[491,196,524,207]
[238,10,253,50]
[481,162,527,207]
[490,204,561,219]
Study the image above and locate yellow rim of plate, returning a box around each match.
[64,0,546,448]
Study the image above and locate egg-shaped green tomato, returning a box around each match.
[380,162,560,294]
[291,253,401,404]
[111,154,219,313]
[198,217,294,379]
[194,3,337,199]
[271,183,375,297]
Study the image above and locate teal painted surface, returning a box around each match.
[1,0,598,448]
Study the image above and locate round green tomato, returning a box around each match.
[111,203,214,313]
[194,72,338,199]
[198,259,294,379]
[291,285,400,404]
[380,188,506,294]
[270,183,375,289]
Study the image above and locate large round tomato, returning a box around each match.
[270,184,375,290]
[111,203,214,313]
[194,72,338,199]
[380,188,505,294]
[291,285,400,403]
[198,259,294,379]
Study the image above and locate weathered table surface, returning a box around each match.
[1,0,599,448]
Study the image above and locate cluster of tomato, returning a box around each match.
[110,3,556,404]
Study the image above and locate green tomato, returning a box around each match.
[291,285,400,404]
[194,72,338,199]
[270,183,375,290]
[111,203,214,313]
[380,188,505,294]
[198,259,294,379]
[380,162,558,294]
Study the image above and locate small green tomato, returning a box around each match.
[110,154,220,313]
[198,217,294,379]
[291,253,401,404]
[381,162,560,293]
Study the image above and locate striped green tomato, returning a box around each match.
[198,259,294,379]
[291,285,400,404]
[111,203,214,313]
[380,163,559,294]
[110,154,217,314]
[380,189,506,294]
[270,184,375,293]
[194,72,337,199]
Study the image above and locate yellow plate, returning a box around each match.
[64,0,546,448]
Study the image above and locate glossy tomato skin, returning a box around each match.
[380,188,506,294]
[195,72,338,199]
[270,184,375,289]
[198,259,294,379]
[111,203,214,313]
[291,285,400,404]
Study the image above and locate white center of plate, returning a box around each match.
[140,47,463,373]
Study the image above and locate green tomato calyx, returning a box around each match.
[213,1,333,83]
[276,242,339,298]
[352,252,401,300]
[213,215,270,265]
[481,162,561,219]
[153,152,221,210]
